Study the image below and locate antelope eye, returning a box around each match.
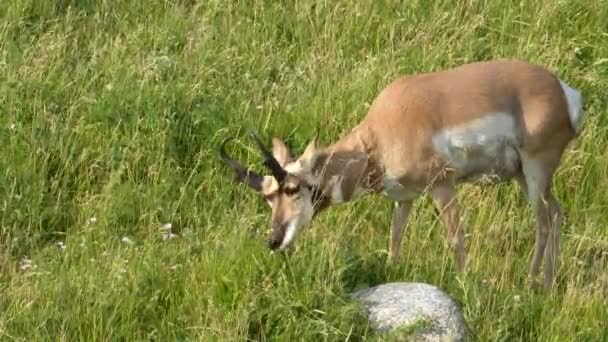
[284,184,300,196]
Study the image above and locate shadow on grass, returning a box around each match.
[339,249,395,293]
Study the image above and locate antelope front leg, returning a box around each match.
[430,185,466,272]
[388,201,413,262]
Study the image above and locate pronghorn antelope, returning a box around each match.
[220,59,583,290]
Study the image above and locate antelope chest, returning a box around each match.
[381,176,420,202]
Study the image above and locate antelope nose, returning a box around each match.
[267,238,281,250]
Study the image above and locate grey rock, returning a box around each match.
[352,282,467,341]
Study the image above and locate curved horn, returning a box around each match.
[249,131,288,182]
[220,137,265,192]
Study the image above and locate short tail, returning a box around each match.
[559,80,584,135]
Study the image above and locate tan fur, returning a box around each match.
[361,60,575,188]
[313,60,578,290]
[232,59,582,291]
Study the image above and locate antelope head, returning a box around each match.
[220,132,327,251]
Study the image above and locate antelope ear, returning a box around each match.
[272,138,292,167]
[299,135,319,172]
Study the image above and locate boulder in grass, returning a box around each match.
[352,282,467,341]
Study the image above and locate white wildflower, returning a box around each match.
[56,241,66,250]
[160,223,177,240]
[156,55,172,68]
[116,268,127,279]
[88,217,97,224]
[161,232,178,241]
[18,258,36,272]
[121,236,134,245]
[182,228,192,237]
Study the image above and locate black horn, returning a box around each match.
[249,131,288,182]
[220,137,265,192]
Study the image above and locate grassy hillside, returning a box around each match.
[1,0,607,340]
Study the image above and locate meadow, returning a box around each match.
[1,0,607,340]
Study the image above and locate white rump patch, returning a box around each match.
[559,80,583,134]
[432,113,520,181]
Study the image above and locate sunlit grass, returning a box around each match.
[0,0,607,340]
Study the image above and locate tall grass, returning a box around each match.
[0,0,607,340]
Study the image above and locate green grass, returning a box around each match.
[1,0,607,340]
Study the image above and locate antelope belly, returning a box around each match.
[432,113,521,183]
